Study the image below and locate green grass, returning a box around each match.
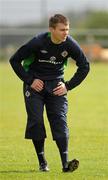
[0,62,108,180]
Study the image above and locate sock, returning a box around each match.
[32,139,47,165]
[56,137,68,169]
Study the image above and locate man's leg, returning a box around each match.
[32,139,49,171]
[45,93,79,172]
[45,93,69,170]
[56,137,69,169]
[23,84,49,171]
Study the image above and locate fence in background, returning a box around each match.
[0,27,108,61]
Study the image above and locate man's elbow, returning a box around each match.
[86,62,90,73]
[82,62,90,76]
[9,55,14,65]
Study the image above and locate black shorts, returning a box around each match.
[23,79,69,140]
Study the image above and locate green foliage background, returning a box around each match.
[66,11,108,29]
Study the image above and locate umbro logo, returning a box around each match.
[40,50,48,53]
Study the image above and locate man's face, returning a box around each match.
[50,23,69,43]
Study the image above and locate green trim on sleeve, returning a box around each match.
[63,59,68,68]
[23,54,35,72]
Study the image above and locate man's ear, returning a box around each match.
[49,27,55,33]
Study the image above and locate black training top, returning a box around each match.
[9,32,90,90]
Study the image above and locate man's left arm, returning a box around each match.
[65,39,90,91]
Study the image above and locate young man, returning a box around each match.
[9,14,90,172]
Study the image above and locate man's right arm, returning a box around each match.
[9,37,37,85]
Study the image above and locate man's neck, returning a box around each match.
[50,34,62,44]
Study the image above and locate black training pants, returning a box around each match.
[23,79,69,140]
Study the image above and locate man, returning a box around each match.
[9,14,90,172]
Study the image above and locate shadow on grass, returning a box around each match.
[0,170,39,174]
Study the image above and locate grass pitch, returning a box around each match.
[0,62,108,180]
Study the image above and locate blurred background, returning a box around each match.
[0,1,108,179]
[0,0,108,62]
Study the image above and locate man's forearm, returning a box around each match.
[65,62,90,90]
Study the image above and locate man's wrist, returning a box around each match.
[65,81,71,91]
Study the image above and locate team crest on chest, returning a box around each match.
[61,51,68,57]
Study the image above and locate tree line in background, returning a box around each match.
[26,10,108,29]
[67,11,108,29]
[6,10,107,29]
